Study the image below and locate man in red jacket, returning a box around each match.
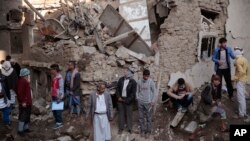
[17,68,32,136]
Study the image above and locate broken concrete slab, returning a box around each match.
[99,5,154,57]
[184,121,198,133]
[116,59,126,66]
[82,46,97,54]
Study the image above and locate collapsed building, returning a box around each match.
[0,0,250,101]
[0,0,250,140]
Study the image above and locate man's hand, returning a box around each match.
[218,60,223,65]
[22,103,27,107]
[177,94,185,100]
[118,97,124,102]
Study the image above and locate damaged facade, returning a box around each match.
[0,0,249,100]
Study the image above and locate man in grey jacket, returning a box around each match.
[87,83,113,141]
[136,69,156,137]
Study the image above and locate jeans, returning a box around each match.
[175,94,193,109]
[138,101,153,133]
[216,68,234,98]
[1,106,10,125]
[52,97,63,124]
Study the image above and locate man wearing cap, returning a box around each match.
[233,49,249,119]
[1,61,18,106]
[116,68,137,134]
[17,68,32,136]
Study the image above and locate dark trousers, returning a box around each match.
[52,97,63,124]
[1,106,10,125]
[118,102,132,131]
[216,68,234,98]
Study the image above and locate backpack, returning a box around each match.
[201,84,213,105]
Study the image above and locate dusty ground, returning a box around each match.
[0,85,250,141]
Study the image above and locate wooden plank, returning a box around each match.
[24,0,46,21]
[104,30,136,45]
[170,111,186,128]
[94,30,104,53]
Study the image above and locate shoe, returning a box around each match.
[53,123,63,129]
[232,115,245,119]
[181,108,187,113]
[177,107,182,112]
[24,129,32,133]
[18,131,25,137]
[128,130,132,134]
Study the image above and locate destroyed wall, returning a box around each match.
[158,0,229,89]
[0,0,23,60]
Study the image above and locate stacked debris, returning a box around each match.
[22,1,159,95]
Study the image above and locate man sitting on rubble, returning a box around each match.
[167,78,193,113]
[189,75,228,141]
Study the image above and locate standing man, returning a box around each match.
[87,83,113,141]
[0,69,11,129]
[136,69,156,137]
[212,38,235,100]
[116,68,137,134]
[1,61,18,106]
[64,61,81,116]
[50,64,64,129]
[233,49,249,119]
[17,68,32,136]
[10,58,21,77]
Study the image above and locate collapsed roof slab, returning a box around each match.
[99,5,154,57]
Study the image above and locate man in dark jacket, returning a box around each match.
[64,61,81,116]
[0,69,11,129]
[116,68,137,134]
[1,61,18,105]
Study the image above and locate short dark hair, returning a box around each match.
[143,69,150,76]
[69,61,77,68]
[177,78,185,85]
[6,55,11,61]
[219,38,227,44]
[50,64,60,72]
[211,74,221,82]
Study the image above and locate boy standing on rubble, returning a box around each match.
[50,64,64,129]
[136,69,156,138]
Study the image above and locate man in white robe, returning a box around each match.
[88,84,113,141]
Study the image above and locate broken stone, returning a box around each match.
[105,46,117,56]
[66,126,75,134]
[184,121,198,133]
[116,60,126,66]
[107,56,117,67]
[57,136,72,141]
[32,98,47,115]
[82,46,97,54]
[115,47,130,59]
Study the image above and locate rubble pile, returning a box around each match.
[23,1,159,95]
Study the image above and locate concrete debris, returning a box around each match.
[184,121,198,133]
[32,98,47,115]
[82,46,97,54]
[56,136,72,141]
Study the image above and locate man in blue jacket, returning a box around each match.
[212,38,235,101]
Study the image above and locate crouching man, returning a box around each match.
[189,75,228,141]
[167,78,193,113]
[87,83,113,141]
